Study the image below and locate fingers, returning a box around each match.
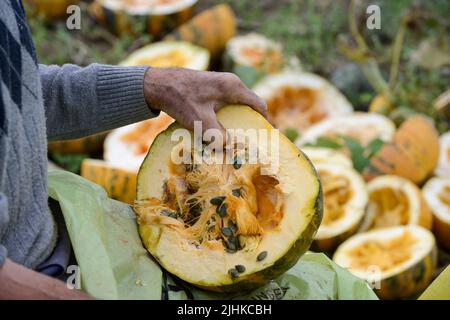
[201,109,228,146]
[219,73,268,119]
[234,89,268,119]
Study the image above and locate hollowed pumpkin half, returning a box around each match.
[224,33,285,74]
[360,175,433,232]
[134,105,322,292]
[104,113,175,172]
[435,131,450,178]
[298,112,395,147]
[90,0,197,37]
[253,72,353,134]
[312,163,368,252]
[120,41,210,69]
[80,159,137,204]
[423,177,450,251]
[333,225,437,299]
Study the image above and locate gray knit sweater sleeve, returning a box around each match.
[39,63,159,140]
[0,193,8,267]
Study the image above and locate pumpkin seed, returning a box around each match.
[221,227,233,237]
[228,220,238,234]
[210,196,225,206]
[216,203,227,218]
[235,265,246,273]
[233,157,242,170]
[257,251,268,262]
[232,188,241,197]
[228,268,239,279]
[226,239,236,251]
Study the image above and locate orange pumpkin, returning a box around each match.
[164,4,236,59]
[24,0,81,20]
[364,116,440,184]
[89,0,197,38]
[48,132,108,155]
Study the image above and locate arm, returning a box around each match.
[41,64,267,141]
[0,259,91,300]
[143,67,267,135]
[0,194,90,299]
[40,63,158,141]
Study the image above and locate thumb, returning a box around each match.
[201,109,228,147]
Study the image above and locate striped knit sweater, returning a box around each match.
[0,0,157,269]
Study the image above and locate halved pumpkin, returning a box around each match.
[104,112,174,172]
[312,163,367,252]
[134,105,322,292]
[120,41,210,69]
[301,147,352,169]
[224,33,285,76]
[48,132,108,155]
[24,0,81,20]
[360,175,433,232]
[252,72,353,134]
[423,177,450,251]
[298,112,395,147]
[90,0,197,37]
[333,225,437,299]
[435,131,450,177]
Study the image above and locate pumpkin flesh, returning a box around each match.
[423,177,450,251]
[253,72,353,134]
[360,175,433,232]
[312,163,367,252]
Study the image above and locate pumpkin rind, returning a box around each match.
[164,4,237,59]
[423,177,450,251]
[365,116,440,184]
[297,112,395,148]
[434,131,450,177]
[312,163,368,252]
[89,0,197,37]
[377,245,437,299]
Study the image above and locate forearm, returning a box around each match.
[0,259,91,300]
[40,64,158,141]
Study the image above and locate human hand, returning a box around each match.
[143,67,267,135]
